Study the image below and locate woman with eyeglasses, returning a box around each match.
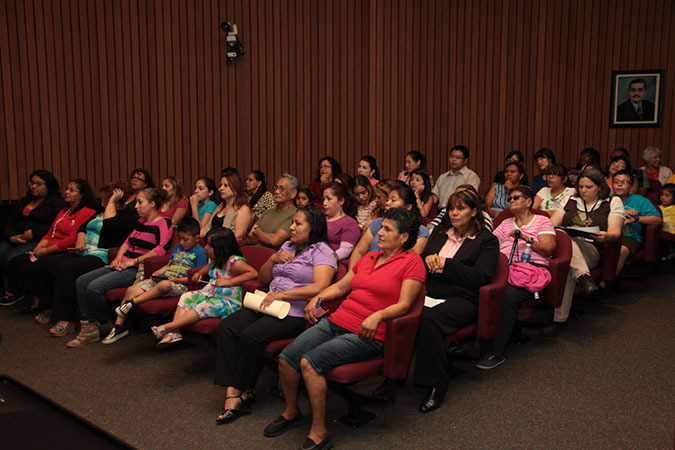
[477,186,556,370]
[126,168,154,207]
[307,157,343,207]
[0,170,66,306]
[3,179,97,318]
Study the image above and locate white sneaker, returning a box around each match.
[102,326,129,344]
[115,300,135,318]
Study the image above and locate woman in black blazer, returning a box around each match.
[414,189,499,413]
[0,170,65,305]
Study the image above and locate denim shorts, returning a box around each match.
[279,318,384,376]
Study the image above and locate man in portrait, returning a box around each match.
[616,78,655,122]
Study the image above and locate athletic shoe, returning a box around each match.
[0,291,24,306]
[476,352,506,370]
[115,300,135,318]
[102,325,129,344]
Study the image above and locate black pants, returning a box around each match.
[214,308,306,391]
[414,297,478,389]
[7,252,67,296]
[44,255,105,321]
[492,284,534,356]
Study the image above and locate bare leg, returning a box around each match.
[117,282,174,326]
[616,245,630,276]
[162,308,199,334]
[132,280,173,304]
[279,358,302,420]
[301,358,328,443]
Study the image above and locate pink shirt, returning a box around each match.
[437,229,475,261]
[492,215,555,266]
[159,198,188,222]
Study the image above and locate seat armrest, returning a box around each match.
[642,224,661,263]
[382,290,425,380]
[142,255,171,278]
[601,239,622,282]
[476,254,508,339]
[187,267,208,290]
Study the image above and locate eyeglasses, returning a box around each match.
[613,179,632,186]
[273,185,289,192]
[28,180,46,187]
[130,176,146,182]
[507,195,524,202]
[449,154,465,160]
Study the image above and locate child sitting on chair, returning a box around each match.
[102,217,207,344]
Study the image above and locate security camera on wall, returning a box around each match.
[221,22,244,62]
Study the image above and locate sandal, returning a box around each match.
[50,322,76,337]
[35,312,52,324]
[157,332,183,349]
[215,395,252,425]
[151,325,166,340]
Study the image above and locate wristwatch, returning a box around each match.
[526,237,534,244]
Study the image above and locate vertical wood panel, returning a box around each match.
[1,0,673,200]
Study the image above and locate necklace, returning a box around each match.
[51,207,74,238]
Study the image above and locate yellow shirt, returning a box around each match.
[661,205,675,234]
[667,174,675,185]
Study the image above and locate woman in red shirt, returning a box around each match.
[263,208,426,449]
[5,179,97,320]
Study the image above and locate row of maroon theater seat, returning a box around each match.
[100,207,659,427]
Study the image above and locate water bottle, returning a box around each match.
[521,242,532,263]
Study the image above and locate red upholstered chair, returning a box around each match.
[422,216,434,226]
[104,252,171,303]
[524,229,572,308]
[134,267,203,317]
[240,246,277,294]
[589,239,622,285]
[443,253,509,346]
[492,208,549,229]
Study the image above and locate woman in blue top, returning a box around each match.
[348,182,429,270]
[485,161,527,218]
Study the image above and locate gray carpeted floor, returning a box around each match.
[0,268,673,449]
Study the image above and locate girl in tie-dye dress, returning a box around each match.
[152,227,258,347]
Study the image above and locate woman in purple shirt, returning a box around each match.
[322,182,361,260]
[213,205,337,425]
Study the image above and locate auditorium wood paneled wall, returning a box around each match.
[1,0,673,200]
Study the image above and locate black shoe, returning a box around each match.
[215,396,252,425]
[299,433,332,450]
[0,291,23,306]
[445,342,465,357]
[418,387,447,413]
[540,321,567,337]
[264,413,303,437]
[578,274,599,298]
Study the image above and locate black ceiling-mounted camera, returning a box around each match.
[221,22,244,62]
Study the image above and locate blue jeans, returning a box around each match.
[279,318,384,376]
[75,266,138,322]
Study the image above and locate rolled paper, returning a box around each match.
[243,291,291,319]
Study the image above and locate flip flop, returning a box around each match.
[157,332,183,349]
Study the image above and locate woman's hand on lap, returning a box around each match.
[358,313,381,340]
[261,291,285,309]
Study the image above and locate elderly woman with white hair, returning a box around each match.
[639,146,672,186]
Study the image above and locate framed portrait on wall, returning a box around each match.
[610,69,663,127]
